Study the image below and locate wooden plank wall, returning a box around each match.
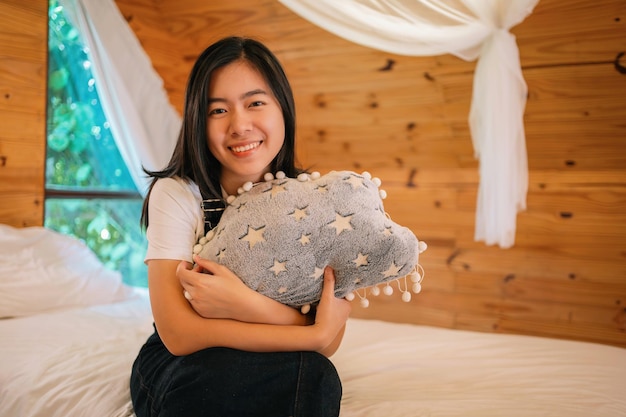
[0,0,624,347]
[0,0,47,227]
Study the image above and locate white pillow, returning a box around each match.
[0,225,134,318]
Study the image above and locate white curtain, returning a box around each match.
[58,0,181,196]
[279,0,539,248]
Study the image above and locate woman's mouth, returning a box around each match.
[230,141,261,154]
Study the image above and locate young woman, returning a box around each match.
[130,36,351,417]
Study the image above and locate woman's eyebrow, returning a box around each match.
[208,89,268,104]
[241,89,268,99]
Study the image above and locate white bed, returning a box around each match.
[2,225,625,417]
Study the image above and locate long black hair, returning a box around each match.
[141,36,302,229]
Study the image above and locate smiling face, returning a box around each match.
[207,59,286,196]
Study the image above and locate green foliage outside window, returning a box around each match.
[46,0,148,287]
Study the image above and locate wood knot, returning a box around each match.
[503,274,516,283]
[378,59,395,71]
[613,308,626,329]
[314,94,326,108]
[446,249,461,265]
[615,51,626,75]
[406,168,417,187]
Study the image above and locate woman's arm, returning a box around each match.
[149,259,351,356]
[179,256,348,356]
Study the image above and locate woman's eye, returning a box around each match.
[249,101,264,107]
[209,108,226,115]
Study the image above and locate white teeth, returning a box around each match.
[231,142,260,153]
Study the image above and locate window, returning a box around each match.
[46,0,147,287]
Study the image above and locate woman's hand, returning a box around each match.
[178,255,257,320]
[178,255,308,326]
[313,267,352,354]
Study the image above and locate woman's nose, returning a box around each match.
[229,109,252,136]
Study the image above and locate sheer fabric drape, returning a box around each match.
[279,0,539,248]
[58,0,181,196]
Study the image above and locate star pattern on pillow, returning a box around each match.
[290,207,309,221]
[353,253,369,267]
[309,267,324,280]
[328,213,354,235]
[241,225,266,249]
[270,260,287,276]
[382,262,402,278]
[298,233,311,246]
[266,181,287,198]
[346,175,365,189]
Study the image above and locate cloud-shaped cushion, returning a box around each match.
[194,170,426,308]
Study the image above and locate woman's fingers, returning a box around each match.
[321,266,336,298]
[177,261,195,301]
[192,255,225,275]
[319,267,351,316]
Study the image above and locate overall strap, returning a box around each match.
[200,190,225,234]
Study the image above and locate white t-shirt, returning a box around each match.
[144,177,205,263]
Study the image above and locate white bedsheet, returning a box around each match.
[333,319,626,417]
[0,289,153,417]
[1,289,625,417]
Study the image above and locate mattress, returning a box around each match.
[1,291,625,417]
[334,319,626,417]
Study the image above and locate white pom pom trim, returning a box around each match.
[383,284,393,296]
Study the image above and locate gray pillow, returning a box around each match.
[194,170,426,309]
